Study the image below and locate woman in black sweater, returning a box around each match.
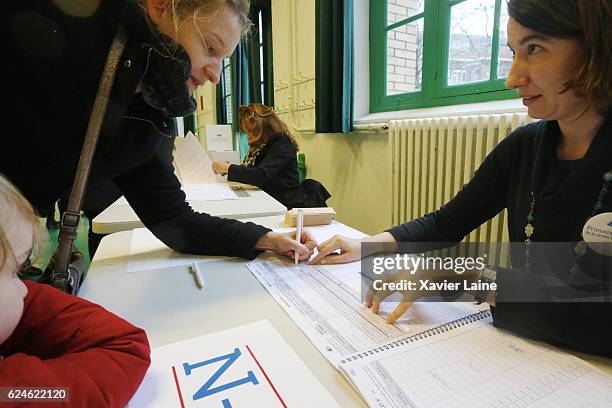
[311,0,612,356]
[213,103,305,209]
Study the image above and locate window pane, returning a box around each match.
[448,0,495,86]
[223,61,232,95]
[260,45,264,80]
[387,0,424,25]
[258,11,263,43]
[225,97,233,123]
[386,19,424,95]
[497,4,512,79]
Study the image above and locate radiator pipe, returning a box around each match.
[352,123,390,133]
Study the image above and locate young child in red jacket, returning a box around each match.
[0,174,151,407]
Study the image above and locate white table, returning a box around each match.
[80,216,612,406]
[80,216,368,407]
[91,189,286,234]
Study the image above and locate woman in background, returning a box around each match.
[213,103,306,209]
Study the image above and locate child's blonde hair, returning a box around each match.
[0,174,40,273]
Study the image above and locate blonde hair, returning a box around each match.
[149,0,252,40]
[238,104,300,150]
[0,174,40,274]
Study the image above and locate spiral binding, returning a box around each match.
[340,309,492,364]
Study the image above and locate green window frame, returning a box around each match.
[370,0,518,113]
[253,5,274,106]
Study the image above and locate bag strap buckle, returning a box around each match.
[60,211,81,228]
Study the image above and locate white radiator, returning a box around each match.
[389,113,532,265]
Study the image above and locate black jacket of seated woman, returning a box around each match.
[213,104,305,209]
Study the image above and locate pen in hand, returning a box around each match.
[294,209,304,265]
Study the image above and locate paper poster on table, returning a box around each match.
[205,124,233,152]
[128,320,340,408]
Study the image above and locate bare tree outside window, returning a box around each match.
[447,0,494,86]
[375,0,515,110]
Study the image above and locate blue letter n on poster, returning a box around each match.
[183,347,259,401]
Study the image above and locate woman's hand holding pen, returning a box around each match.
[256,230,317,261]
[212,161,231,175]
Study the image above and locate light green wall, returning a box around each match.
[297,131,391,234]
[271,0,392,234]
[197,0,392,235]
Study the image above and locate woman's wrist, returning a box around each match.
[361,232,397,257]
[254,232,276,251]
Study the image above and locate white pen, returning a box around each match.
[294,209,304,265]
[191,262,205,289]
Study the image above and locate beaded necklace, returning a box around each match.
[524,170,612,272]
[242,142,268,167]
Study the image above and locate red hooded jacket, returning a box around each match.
[0,281,150,407]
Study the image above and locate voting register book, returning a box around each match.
[337,310,612,408]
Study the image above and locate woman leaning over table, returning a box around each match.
[4,0,315,264]
[311,0,612,357]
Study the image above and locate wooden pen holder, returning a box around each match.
[284,208,336,227]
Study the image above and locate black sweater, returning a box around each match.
[388,117,612,356]
[228,133,304,209]
[4,0,269,259]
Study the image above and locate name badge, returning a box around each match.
[582,212,612,256]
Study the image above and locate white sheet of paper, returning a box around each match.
[182,183,239,201]
[127,228,224,273]
[174,132,224,184]
[210,150,240,165]
[205,124,233,152]
[109,183,238,210]
[247,259,487,366]
[271,221,363,244]
[128,320,341,408]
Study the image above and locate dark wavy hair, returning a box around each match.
[507,0,611,114]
